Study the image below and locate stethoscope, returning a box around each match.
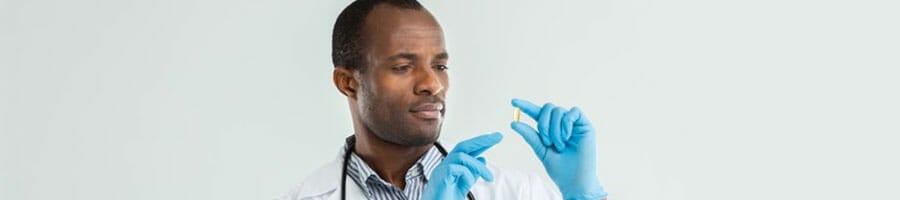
[341,135,476,200]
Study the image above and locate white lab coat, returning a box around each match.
[278,154,562,200]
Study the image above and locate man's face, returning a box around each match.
[355,5,449,146]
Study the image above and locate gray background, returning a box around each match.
[2,0,898,199]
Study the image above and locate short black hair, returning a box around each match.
[332,0,424,71]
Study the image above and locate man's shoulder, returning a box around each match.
[276,159,342,200]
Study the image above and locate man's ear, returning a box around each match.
[333,66,359,99]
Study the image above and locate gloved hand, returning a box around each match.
[422,133,503,200]
[510,98,607,200]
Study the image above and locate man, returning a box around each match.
[280,0,607,199]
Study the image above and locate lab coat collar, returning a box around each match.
[292,150,367,199]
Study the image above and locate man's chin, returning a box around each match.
[372,127,440,147]
[400,130,440,146]
[402,118,442,145]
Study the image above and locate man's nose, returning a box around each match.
[414,67,444,96]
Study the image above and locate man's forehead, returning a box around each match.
[363,5,445,57]
[389,26,442,40]
[370,28,445,58]
[385,26,444,46]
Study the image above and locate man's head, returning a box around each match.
[332,0,449,147]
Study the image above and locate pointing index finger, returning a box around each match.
[450,132,504,156]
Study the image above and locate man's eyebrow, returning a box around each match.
[386,52,449,61]
[435,52,449,60]
[387,53,417,61]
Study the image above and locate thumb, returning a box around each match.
[510,122,547,158]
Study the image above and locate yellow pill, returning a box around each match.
[513,108,521,122]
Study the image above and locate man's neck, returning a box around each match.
[354,132,432,189]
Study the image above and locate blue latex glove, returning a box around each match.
[510,98,607,200]
[423,133,503,200]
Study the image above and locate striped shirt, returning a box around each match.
[343,146,443,200]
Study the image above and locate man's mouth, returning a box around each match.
[410,103,444,120]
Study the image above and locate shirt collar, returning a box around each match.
[340,144,444,197]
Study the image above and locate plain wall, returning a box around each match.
[2,0,898,199]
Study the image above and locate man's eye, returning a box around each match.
[435,65,449,71]
[392,65,412,72]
